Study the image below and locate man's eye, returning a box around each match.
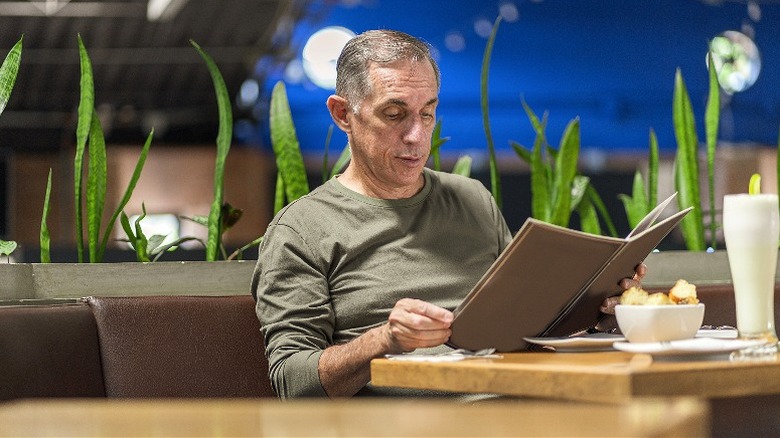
[385,112,401,120]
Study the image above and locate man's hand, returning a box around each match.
[600,263,648,315]
[318,298,453,397]
[384,298,454,354]
[619,262,647,290]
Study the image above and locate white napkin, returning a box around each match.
[385,348,501,362]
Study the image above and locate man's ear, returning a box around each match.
[326,95,351,133]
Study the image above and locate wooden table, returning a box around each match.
[0,398,708,437]
[371,351,780,403]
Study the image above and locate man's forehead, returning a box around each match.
[365,61,438,103]
[367,59,437,85]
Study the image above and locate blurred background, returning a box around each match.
[0,0,777,260]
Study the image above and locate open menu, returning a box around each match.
[448,193,692,352]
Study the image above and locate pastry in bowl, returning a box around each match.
[615,280,704,343]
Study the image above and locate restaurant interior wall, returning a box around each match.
[277,0,780,157]
[2,0,780,259]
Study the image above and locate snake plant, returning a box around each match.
[511,101,617,236]
[0,37,22,261]
[38,35,153,263]
[672,57,722,251]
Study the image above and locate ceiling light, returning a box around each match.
[302,26,355,90]
[147,0,188,22]
[708,30,761,94]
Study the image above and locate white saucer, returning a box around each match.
[613,337,766,357]
[523,333,626,352]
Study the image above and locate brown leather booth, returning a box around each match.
[86,295,273,398]
[0,295,274,401]
[0,302,105,400]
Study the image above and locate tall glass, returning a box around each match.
[723,193,779,357]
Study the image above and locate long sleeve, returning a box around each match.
[253,223,332,398]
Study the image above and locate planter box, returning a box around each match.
[643,250,733,288]
[0,250,772,302]
[644,249,780,289]
[0,261,256,302]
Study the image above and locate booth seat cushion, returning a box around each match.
[85,295,273,398]
[0,302,106,400]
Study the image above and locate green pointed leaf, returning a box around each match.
[146,234,167,254]
[431,118,450,153]
[576,195,601,235]
[480,16,503,209]
[0,36,22,117]
[273,173,285,216]
[570,175,589,213]
[322,124,335,184]
[151,236,200,262]
[451,155,472,177]
[330,143,351,179]
[673,68,705,250]
[40,168,52,263]
[0,240,18,257]
[648,128,659,209]
[99,130,153,261]
[227,235,263,261]
[133,204,150,262]
[705,51,721,249]
[510,141,531,164]
[521,98,546,139]
[120,211,135,242]
[181,215,209,227]
[74,34,95,262]
[430,118,450,172]
[530,133,550,221]
[270,81,309,207]
[191,40,233,261]
[620,170,649,229]
[86,111,107,262]
[619,194,638,230]
[585,184,618,237]
[550,118,580,227]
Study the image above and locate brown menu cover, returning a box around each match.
[448,193,691,352]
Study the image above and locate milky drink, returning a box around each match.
[723,194,779,340]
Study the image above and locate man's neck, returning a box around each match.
[337,169,425,200]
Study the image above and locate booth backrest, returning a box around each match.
[1,284,776,401]
[0,302,106,401]
[85,295,273,398]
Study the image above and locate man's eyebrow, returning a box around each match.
[382,97,439,107]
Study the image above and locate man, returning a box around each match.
[252,29,642,399]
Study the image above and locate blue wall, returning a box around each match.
[262,0,780,160]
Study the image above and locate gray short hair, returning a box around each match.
[335,29,441,112]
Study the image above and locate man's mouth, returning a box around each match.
[397,155,424,166]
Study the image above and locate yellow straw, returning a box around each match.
[749,173,762,195]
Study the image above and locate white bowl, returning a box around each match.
[615,304,705,343]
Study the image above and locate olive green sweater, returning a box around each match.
[252,168,511,398]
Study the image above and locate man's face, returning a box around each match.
[346,59,439,196]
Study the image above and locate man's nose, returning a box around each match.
[402,117,429,144]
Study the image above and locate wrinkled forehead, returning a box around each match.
[365,59,440,98]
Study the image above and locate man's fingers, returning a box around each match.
[634,263,647,280]
[600,296,621,315]
[396,298,454,325]
[388,324,451,344]
[620,277,641,290]
[386,299,455,352]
